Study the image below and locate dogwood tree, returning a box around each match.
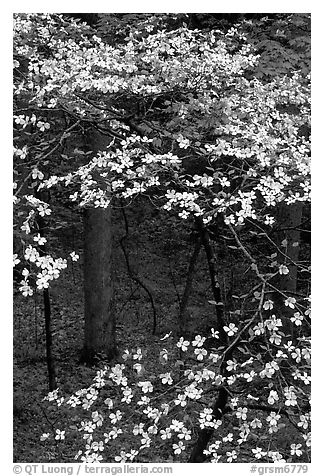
[14,13,310,462]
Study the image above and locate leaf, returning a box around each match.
[73,148,86,155]
[160,331,172,341]
[174,360,184,367]
[152,138,162,148]
[237,346,248,354]
[159,349,168,364]
[208,300,223,305]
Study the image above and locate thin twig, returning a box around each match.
[119,205,158,335]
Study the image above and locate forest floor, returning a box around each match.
[13,201,308,463]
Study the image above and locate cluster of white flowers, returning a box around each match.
[16,245,68,295]
[40,323,310,462]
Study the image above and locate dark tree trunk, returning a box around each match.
[195,217,227,344]
[43,288,57,391]
[189,218,230,462]
[81,206,117,364]
[277,202,303,294]
[189,387,228,462]
[34,188,57,390]
[80,129,117,364]
[273,202,303,335]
